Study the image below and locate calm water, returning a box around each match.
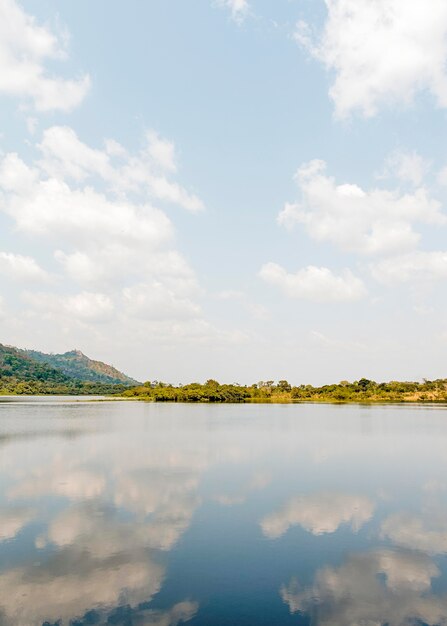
[1,401,447,626]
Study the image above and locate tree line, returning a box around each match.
[121,378,447,403]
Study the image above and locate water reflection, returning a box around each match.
[1,401,447,624]
[0,403,204,625]
[0,506,35,541]
[281,549,447,625]
[381,508,447,555]
[260,492,374,538]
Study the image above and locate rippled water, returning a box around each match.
[1,400,447,625]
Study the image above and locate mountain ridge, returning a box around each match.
[25,348,139,385]
[0,343,140,394]
[0,344,72,384]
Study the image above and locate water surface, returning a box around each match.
[1,401,447,625]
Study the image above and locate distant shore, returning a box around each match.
[2,378,447,404]
[119,378,447,404]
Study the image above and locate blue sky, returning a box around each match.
[1,0,447,384]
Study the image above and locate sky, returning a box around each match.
[1,0,447,385]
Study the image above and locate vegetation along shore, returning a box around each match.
[123,378,447,404]
[2,342,447,403]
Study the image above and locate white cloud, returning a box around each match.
[259,262,366,302]
[0,126,252,367]
[55,248,198,295]
[146,130,177,172]
[436,162,447,186]
[371,250,447,285]
[0,252,49,282]
[0,126,206,330]
[4,180,170,248]
[123,282,201,321]
[65,292,115,322]
[278,159,444,255]
[0,152,38,192]
[216,290,270,320]
[381,150,430,186]
[260,492,374,538]
[38,126,113,182]
[296,0,447,117]
[216,0,249,23]
[26,116,38,135]
[310,330,368,352]
[37,126,203,212]
[0,0,90,111]
[0,174,172,247]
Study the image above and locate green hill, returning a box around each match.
[25,349,139,385]
[0,344,71,385]
[0,343,139,395]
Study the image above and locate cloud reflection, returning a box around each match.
[0,415,208,624]
[0,507,35,542]
[382,509,447,555]
[0,498,200,625]
[0,548,165,625]
[281,549,447,625]
[261,492,374,539]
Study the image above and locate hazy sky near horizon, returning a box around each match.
[1,0,447,384]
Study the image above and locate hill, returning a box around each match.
[0,343,139,395]
[25,349,139,385]
[0,344,73,384]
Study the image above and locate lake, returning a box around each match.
[1,400,447,625]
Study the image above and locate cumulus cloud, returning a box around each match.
[259,262,366,302]
[278,159,444,256]
[37,125,204,212]
[0,153,173,244]
[0,0,89,111]
[123,282,201,321]
[282,549,446,625]
[216,290,270,321]
[0,252,50,282]
[296,0,447,117]
[371,250,447,285]
[437,163,447,186]
[146,130,177,172]
[23,291,115,323]
[260,492,374,538]
[0,126,205,333]
[380,150,430,186]
[216,0,249,23]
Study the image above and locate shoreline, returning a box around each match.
[1,393,447,407]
